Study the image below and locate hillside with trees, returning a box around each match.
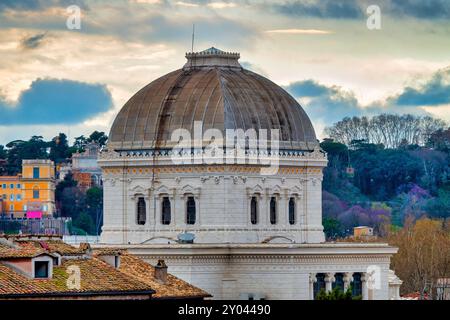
[322,114,450,238]
[0,131,107,235]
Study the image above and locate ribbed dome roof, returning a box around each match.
[108,48,318,151]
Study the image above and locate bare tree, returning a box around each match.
[325,114,447,148]
[388,217,450,299]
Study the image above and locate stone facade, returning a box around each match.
[99,148,327,245]
[95,243,398,300]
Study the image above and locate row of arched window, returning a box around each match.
[313,273,363,299]
[136,195,298,226]
[136,196,196,226]
[250,196,297,225]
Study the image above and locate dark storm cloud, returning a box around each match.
[272,0,364,19]
[392,68,450,106]
[271,0,450,20]
[0,0,88,12]
[284,80,371,123]
[388,0,450,19]
[284,80,333,97]
[284,70,450,125]
[21,32,47,49]
[0,78,113,125]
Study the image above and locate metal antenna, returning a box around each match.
[191,23,195,53]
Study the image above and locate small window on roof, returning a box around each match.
[34,261,49,278]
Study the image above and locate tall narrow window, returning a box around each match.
[270,197,277,225]
[314,273,326,299]
[289,197,296,225]
[186,196,196,225]
[33,187,39,199]
[351,273,362,298]
[333,273,345,291]
[137,197,146,225]
[33,167,40,179]
[250,196,258,225]
[161,197,171,225]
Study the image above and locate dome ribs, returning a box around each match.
[245,71,296,149]
[132,72,176,149]
[179,69,214,137]
[196,70,221,133]
[153,71,193,148]
[220,69,254,134]
[183,69,218,139]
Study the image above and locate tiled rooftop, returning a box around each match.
[116,252,211,299]
[0,236,210,299]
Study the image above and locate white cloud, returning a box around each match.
[175,1,199,7]
[207,2,237,9]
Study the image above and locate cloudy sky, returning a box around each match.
[0,0,450,144]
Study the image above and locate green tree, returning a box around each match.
[315,287,358,300]
[6,136,48,175]
[49,133,70,164]
[73,212,95,235]
[72,135,88,153]
[87,131,108,147]
[323,217,343,240]
[86,186,103,235]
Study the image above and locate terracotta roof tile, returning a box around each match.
[0,238,209,299]
[116,253,211,299]
[0,258,154,297]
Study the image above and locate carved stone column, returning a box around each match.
[325,273,335,293]
[343,272,353,291]
[309,273,317,300]
[361,273,368,300]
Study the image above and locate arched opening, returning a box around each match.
[313,273,326,299]
[136,197,146,225]
[333,273,345,291]
[270,197,277,225]
[250,196,258,225]
[288,197,295,225]
[186,196,196,225]
[351,273,363,298]
[161,197,171,225]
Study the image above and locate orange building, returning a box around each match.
[0,160,55,218]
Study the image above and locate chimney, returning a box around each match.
[154,259,168,284]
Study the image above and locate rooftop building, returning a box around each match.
[0,235,210,300]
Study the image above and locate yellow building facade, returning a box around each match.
[0,160,55,218]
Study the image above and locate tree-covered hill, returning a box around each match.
[322,114,450,239]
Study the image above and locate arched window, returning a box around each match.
[136,197,146,225]
[313,273,326,299]
[161,197,171,225]
[288,197,296,225]
[270,197,277,224]
[186,196,196,225]
[33,186,40,199]
[351,273,363,298]
[333,273,345,291]
[250,196,258,225]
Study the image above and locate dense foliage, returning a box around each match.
[321,114,450,238]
